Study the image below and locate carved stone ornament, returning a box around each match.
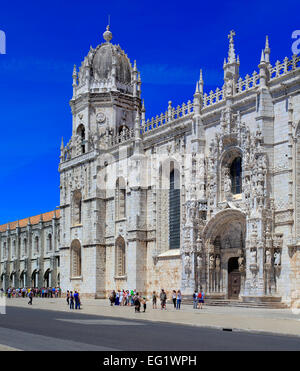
[215,255,221,272]
[209,254,215,270]
[238,254,245,273]
[274,250,281,266]
[96,111,106,123]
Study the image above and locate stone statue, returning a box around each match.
[224,168,232,194]
[274,250,281,266]
[238,255,245,272]
[225,78,233,97]
[250,248,257,264]
[197,254,202,268]
[209,255,215,270]
[265,249,271,265]
[184,254,191,276]
[215,255,221,271]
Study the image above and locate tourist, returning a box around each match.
[130,290,135,306]
[109,290,116,306]
[176,290,182,310]
[199,288,205,309]
[193,290,198,309]
[66,290,70,305]
[28,290,33,305]
[152,291,158,309]
[69,291,74,309]
[142,297,147,312]
[74,290,80,310]
[122,290,127,305]
[115,291,120,306]
[134,293,141,313]
[172,290,177,309]
[160,289,167,310]
[119,290,123,306]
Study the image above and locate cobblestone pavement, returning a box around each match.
[4,298,300,338]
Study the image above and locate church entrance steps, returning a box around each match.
[182,298,287,309]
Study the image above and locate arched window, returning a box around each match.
[116,177,126,220]
[115,237,126,277]
[23,238,27,256]
[3,242,7,258]
[72,190,82,225]
[70,240,81,277]
[48,234,52,252]
[12,240,16,257]
[169,161,180,250]
[230,157,242,194]
[35,236,39,254]
[77,124,86,154]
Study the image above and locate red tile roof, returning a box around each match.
[0,209,60,233]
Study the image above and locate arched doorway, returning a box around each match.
[20,271,26,288]
[31,270,39,288]
[228,257,241,299]
[10,272,15,288]
[1,273,5,291]
[44,269,50,287]
[202,209,246,298]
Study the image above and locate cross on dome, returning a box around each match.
[103,25,113,43]
[228,30,236,42]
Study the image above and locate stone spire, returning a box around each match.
[223,30,239,83]
[227,30,236,64]
[103,25,113,43]
[72,65,77,97]
[264,35,270,64]
[199,69,204,94]
[260,49,265,64]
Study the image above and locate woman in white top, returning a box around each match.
[172,290,177,309]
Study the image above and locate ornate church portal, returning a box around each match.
[201,209,246,299]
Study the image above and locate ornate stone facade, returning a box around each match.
[1,28,300,306]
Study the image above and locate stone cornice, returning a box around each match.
[59,150,97,172]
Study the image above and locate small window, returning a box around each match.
[115,237,126,276]
[230,157,242,194]
[35,237,39,254]
[73,190,82,225]
[116,178,126,220]
[71,240,81,277]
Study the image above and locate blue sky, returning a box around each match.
[0,0,299,224]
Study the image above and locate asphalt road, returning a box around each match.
[0,305,300,351]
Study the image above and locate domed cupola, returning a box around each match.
[75,25,141,96]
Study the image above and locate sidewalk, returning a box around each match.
[5,297,300,338]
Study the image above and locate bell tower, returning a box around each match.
[59,26,143,298]
[68,25,142,154]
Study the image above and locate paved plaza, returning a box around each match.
[0,301,300,351]
[3,298,300,338]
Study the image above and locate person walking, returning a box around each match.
[193,290,198,309]
[66,290,70,305]
[28,290,33,305]
[69,291,74,309]
[74,290,80,310]
[134,293,141,313]
[199,288,205,309]
[142,297,147,312]
[109,290,116,306]
[176,290,182,310]
[152,291,158,309]
[160,289,167,310]
[172,290,177,309]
